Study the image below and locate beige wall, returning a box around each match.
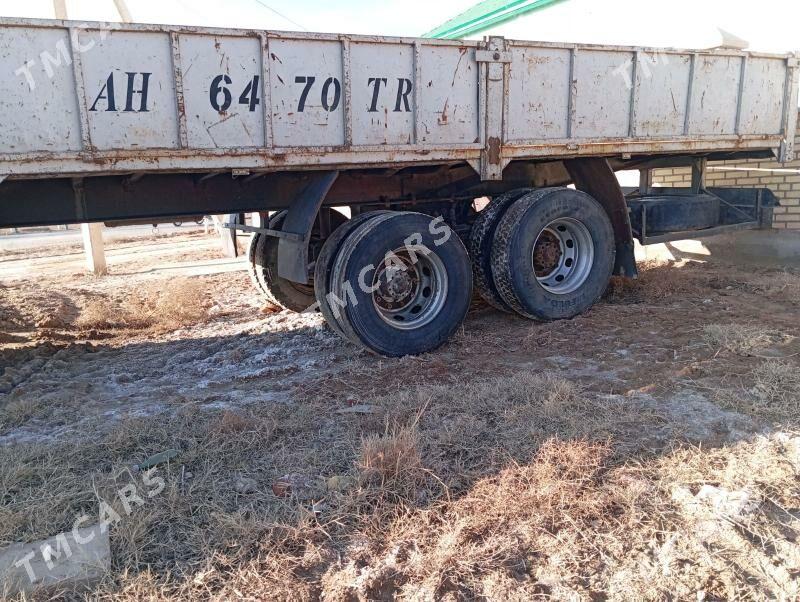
[652,113,800,230]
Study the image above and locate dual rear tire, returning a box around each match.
[470,187,615,321]
[249,187,615,356]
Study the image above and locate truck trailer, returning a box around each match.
[0,18,797,355]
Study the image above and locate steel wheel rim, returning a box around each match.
[371,249,448,330]
[532,217,594,295]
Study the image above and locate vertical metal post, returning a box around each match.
[779,56,800,162]
[683,53,697,136]
[170,32,188,148]
[567,47,577,139]
[341,37,352,147]
[691,157,707,193]
[628,51,638,138]
[479,36,507,181]
[412,41,421,146]
[639,168,652,195]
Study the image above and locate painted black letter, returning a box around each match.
[295,76,315,112]
[394,78,412,112]
[124,72,151,112]
[89,73,116,112]
[367,77,387,112]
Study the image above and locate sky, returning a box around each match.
[0,0,797,51]
[0,0,467,36]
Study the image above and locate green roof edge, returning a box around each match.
[423,0,566,39]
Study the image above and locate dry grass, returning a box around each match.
[745,269,800,297]
[751,360,800,409]
[715,360,800,422]
[358,425,422,492]
[605,259,707,303]
[702,323,779,355]
[1,363,799,599]
[74,278,209,331]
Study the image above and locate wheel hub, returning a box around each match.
[532,217,594,295]
[371,249,448,330]
[374,262,418,310]
[533,230,563,277]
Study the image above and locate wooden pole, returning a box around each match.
[112,0,133,23]
[53,0,67,19]
[55,1,109,276]
[81,223,107,275]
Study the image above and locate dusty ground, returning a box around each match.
[1,229,799,600]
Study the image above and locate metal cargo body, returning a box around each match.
[0,18,797,180]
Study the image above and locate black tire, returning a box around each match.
[314,211,391,339]
[329,212,472,356]
[491,188,615,321]
[469,188,536,312]
[246,232,269,298]
[253,210,347,312]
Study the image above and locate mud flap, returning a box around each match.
[276,171,339,283]
[564,158,638,278]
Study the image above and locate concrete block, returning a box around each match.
[0,524,110,597]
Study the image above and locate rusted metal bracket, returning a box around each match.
[222,222,304,242]
[277,170,340,283]
[475,50,512,63]
[778,54,800,162]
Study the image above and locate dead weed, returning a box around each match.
[75,278,209,331]
[703,323,781,355]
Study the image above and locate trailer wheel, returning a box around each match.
[328,212,472,356]
[314,211,391,339]
[246,233,270,298]
[253,210,346,312]
[469,188,533,311]
[491,188,615,320]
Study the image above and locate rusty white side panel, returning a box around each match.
[180,34,265,149]
[0,26,81,153]
[79,30,180,149]
[0,18,797,180]
[504,43,798,146]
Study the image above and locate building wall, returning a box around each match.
[652,113,800,230]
